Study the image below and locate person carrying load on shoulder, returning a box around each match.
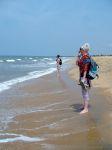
[56,55,62,73]
[76,43,91,114]
[76,43,99,114]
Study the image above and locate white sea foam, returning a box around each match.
[0,133,44,143]
[6,59,15,62]
[16,59,22,61]
[49,61,56,65]
[43,58,53,61]
[32,59,37,62]
[0,68,56,93]
[0,57,70,93]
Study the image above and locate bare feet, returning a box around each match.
[79,109,88,114]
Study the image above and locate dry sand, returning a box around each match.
[69,56,112,95]
[0,58,112,150]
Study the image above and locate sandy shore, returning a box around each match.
[0,58,112,150]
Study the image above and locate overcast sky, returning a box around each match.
[0,0,112,56]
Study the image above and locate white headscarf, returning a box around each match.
[81,43,90,51]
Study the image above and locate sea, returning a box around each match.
[0,56,71,142]
[0,56,71,136]
[0,56,70,93]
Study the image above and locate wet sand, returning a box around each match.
[0,59,112,150]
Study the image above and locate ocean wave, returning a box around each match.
[49,61,56,65]
[0,60,4,63]
[32,59,38,62]
[29,57,33,60]
[0,133,44,143]
[49,58,70,65]
[0,68,56,93]
[43,58,53,61]
[6,59,16,62]
[16,59,22,61]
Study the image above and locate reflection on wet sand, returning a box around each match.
[57,72,67,89]
[0,66,112,149]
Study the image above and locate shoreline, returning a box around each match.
[0,56,71,94]
[0,58,112,149]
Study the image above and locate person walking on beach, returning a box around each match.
[76,43,91,114]
[56,55,62,73]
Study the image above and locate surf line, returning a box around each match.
[0,133,44,143]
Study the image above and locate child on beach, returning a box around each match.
[76,43,91,114]
[56,55,62,73]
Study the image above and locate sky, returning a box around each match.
[0,0,112,56]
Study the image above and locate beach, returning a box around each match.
[0,56,112,149]
[69,56,112,98]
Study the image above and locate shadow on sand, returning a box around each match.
[71,103,83,112]
[71,103,91,113]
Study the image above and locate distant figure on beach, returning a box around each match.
[76,43,91,114]
[56,55,62,73]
